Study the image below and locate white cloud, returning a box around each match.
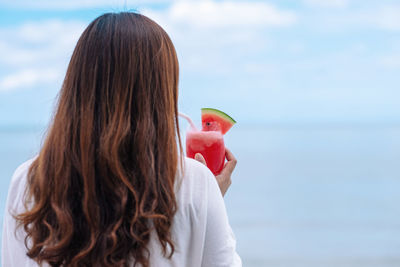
[0,20,85,92]
[0,68,62,92]
[0,20,85,67]
[143,1,297,29]
[0,2,298,91]
[346,5,400,31]
[372,5,400,31]
[140,1,296,73]
[304,0,349,8]
[308,4,400,32]
[0,0,167,10]
[15,20,85,44]
[379,53,400,69]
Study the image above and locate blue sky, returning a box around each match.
[0,0,399,126]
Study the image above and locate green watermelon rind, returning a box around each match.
[201,108,236,124]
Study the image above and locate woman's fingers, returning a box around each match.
[219,148,237,176]
[215,148,237,197]
[195,153,207,166]
[195,149,237,197]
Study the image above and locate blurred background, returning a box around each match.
[1,0,400,266]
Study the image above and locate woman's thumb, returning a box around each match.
[194,153,206,166]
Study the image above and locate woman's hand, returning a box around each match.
[195,148,237,197]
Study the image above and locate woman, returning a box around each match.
[2,12,241,267]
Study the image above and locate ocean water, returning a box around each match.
[1,125,400,267]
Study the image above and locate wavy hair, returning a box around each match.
[16,12,181,267]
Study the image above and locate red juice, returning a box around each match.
[186,130,225,175]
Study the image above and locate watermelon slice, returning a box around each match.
[201,108,236,135]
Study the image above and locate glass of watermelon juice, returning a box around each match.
[186,130,225,175]
[180,108,236,175]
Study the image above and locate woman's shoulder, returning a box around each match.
[11,157,36,181]
[182,157,213,177]
[7,157,37,211]
[10,157,36,186]
[175,157,216,209]
[179,157,215,190]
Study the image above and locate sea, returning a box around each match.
[1,124,400,267]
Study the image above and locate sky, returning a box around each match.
[0,0,400,127]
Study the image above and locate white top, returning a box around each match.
[2,157,242,267]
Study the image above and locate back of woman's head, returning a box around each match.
[16,12,181,267]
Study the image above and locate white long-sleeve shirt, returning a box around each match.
[2,157,242,267]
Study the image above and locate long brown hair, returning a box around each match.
[16,12,181,267]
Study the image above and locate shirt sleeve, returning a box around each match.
[2,159,40,267]
[2,204,35,267]
[201,172,242,267]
